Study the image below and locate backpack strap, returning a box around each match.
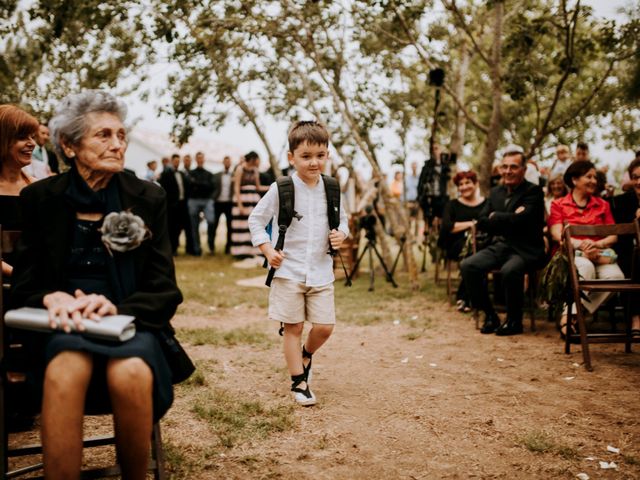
[322,174,341,231]
[265,176,297,287]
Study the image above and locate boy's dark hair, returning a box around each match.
[288,120,329,153]
[576,141,589,151]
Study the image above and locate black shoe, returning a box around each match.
[480,314,500,334]
[495,319,524,336]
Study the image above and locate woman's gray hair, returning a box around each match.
[49,90,127,164]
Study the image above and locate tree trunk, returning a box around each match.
[449,38,471,158]
[478,1,504,194]
[233,94,282,177]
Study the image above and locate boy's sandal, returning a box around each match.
[559,318,577,341]
[302,346,313,384]
[291,373,316,406]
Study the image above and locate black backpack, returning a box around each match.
[265,174,341,287]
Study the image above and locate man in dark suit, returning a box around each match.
[159,153,193,255]
[460,145,546,336]
[211,155,234,254]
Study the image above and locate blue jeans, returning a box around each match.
[187,198,215,255]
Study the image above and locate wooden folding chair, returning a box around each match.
[563,222,640,371]
[0,227,167,479]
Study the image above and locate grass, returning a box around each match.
[173,239,452,325]
[177,325,274,348]
[517,430,578,460]
[174,255,269,315]
[192,388,295,448]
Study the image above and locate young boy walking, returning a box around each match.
[248,121,348,406]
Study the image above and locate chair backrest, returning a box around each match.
[564,221,640,284]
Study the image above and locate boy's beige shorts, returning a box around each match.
[268,278,336,325]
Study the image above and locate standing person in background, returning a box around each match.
[405,161,420,234]
[33,122,60,174]
[144,160,159,182]
[187,152,215,256]
[182,154,192,173]
[159,153,192,255]
[575,142,590,162]
[549,144,572,178]
[230,151,264,258]
[22,121,52,180]
[389,171,403,200]
[417,143,451,234]
[161,156,171,172]
[212,155,234,255]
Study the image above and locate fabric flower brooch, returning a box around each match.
[100,210,151,254]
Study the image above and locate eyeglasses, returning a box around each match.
[631,174,640,181]
[499,164,522,171]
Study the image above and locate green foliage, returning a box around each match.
[538,250,571,319]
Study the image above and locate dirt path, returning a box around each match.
[167,300,640,479]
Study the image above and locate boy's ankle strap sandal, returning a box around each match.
[302,346,313,382]
[291,373,313,398]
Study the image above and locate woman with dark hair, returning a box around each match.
[548,160,624,337]
[230,151,264,258]
[439,170,486,312]
[0,105,38,276]
[11,90,187,479]
[611,158,640,335]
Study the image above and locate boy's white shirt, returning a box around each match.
[249,172,349,287]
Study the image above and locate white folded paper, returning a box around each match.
[5,307,136,342]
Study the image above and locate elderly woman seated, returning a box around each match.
[548,160,624,338]
[11,90,186,480]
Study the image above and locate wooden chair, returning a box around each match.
[0,227,167,479]
[563,222,640,371]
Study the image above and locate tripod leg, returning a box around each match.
[390,238,406,276]
[368,245,375,291]
[370,242,398,288]
[346,244,369,286]
[421,239,427,273]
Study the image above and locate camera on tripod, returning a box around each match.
[359,205,377,242]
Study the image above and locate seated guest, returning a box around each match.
[438,170,486,312]
[0,105,38,276]
[611,158,640,335]
[11,90,185,479]
[544,174,568,218]
[548,161,624,338]
[460,145,545,336]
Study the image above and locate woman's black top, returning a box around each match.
[0,195,23,265]
[439,198,487,259]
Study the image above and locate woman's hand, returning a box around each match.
[43,289,117,333]
[72,289,117,320]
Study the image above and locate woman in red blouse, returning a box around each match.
[548,160,624,337]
